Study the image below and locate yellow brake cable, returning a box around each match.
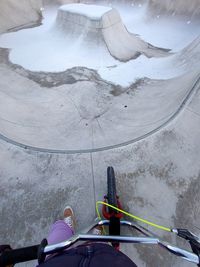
[96,201,171,233]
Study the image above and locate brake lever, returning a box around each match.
[172,229,200,266]
[175,229,200,242]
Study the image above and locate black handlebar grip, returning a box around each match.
[0,245,39,266]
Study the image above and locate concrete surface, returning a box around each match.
[149,0,200,16]
[0,0,42,34]
[0,53,199,151]
[45,0,200,16]
[1,86,200,266]
[0,1,200,267]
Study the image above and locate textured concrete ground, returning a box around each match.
[0,0,42,34]
[0,45,199,151]
[0,86,200,266]
[0,1,200,267]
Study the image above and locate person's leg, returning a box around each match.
[47,220,74,245]
[47,206,75,245]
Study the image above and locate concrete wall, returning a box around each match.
[149,0,200,16]
[42,0,200,16]
[43,0,79,4]
[0,0,43,33]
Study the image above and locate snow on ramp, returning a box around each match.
[0,2,199,151]
[0,66,199,152]
[56,4,170,61]
[0,3,180,86]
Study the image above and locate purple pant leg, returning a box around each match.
[47,220,74,245]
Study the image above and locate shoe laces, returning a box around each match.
[64,216,74,229]
[92,228,102,235]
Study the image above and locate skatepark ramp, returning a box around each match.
[178,36,200,68]
[55,4,170,62]
[149,0,200,16]
[0,0,42,34]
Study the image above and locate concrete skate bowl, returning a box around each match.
[0,0,42,34]
[0,2,200,153]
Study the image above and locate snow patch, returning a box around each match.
[59,4,112,19]
[0,4,199,86]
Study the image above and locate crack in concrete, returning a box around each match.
[0,48,199,154]
[0,48,114,88]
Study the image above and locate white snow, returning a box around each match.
[98,55,183,86]
[1,4,200,267]
[116,3,200,51]
[0,4,199,86]
[59,4,112,19]
[0,25,183,86]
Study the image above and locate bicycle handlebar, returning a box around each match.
[0,245,39,266]
[0,220,199,266]
[0,235,199,266]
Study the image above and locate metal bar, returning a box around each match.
[78,234,159,244]
[120,220,155,237]
[99,220,156,237]
[43,220,200,264]
[159,241,199,264]
[44,234,159,254]
[44,235,80,254]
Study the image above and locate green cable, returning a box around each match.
[96,201,171,232]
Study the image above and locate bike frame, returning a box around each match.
[43,219,199,265]
[1,166,199,266]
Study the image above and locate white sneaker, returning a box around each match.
[63,206,75,231]
[92,225,103,235]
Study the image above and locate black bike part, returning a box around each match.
[107,166,117,214]
[0,245,39,266]
[38,238,48,264]
[190,241,200,267]
[107,166,120,248]
[177,229,200,266]
[177,229,199,242]
[0,245,12,254]
[109,216,121,248]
